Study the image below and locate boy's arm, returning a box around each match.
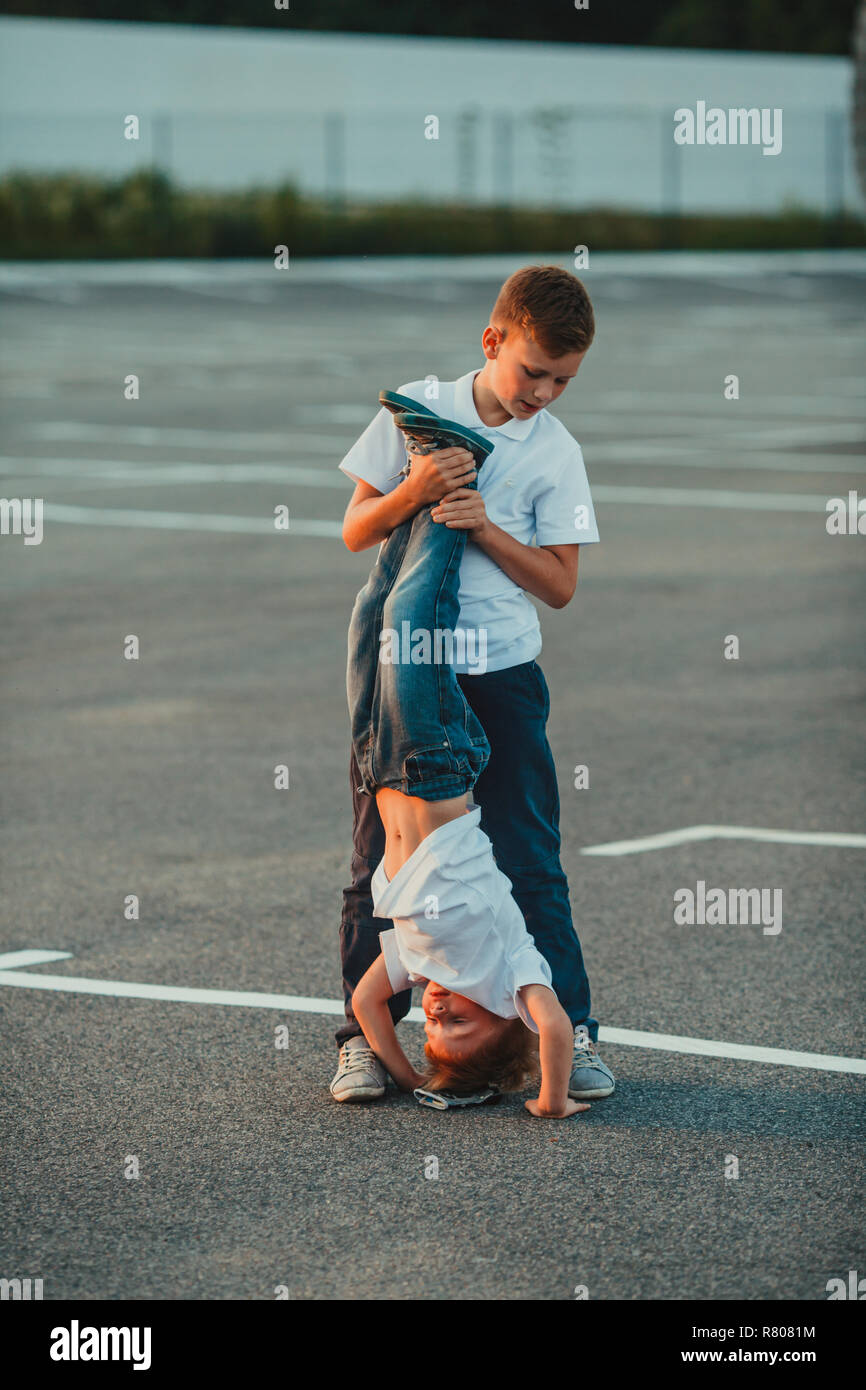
[430,488,579,609]
[352,954,428,1091]
[478,530,579,610]
[520,983,589,1119]
[342,448,478,552]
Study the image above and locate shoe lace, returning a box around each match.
[338,1042,380,1074]
[572,1037,597,1065]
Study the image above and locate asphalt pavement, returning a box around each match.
[1,252,864,1300]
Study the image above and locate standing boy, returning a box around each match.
[330,264,614,1103]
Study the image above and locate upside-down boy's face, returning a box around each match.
[484,325,586,421]
[421,981,504,1060]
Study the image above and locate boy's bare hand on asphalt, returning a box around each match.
[404,447,477,506]
[524,1098,591,1119]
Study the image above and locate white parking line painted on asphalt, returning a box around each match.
[595,1028,866,1073]
[589,486,827,512]
[567,419,866,448]
[20,418,866,460]
[722,422,865,448]
[0,967,351,1015]
[581,824,866,856]
[294,404,379,424]
[0,458,348,488]
[0,949,74,968]
[1,957,863,1074]
[4,449,860,481]
[40,504,343,536]
[25,423,348,452]
[586,445,865,475]
[2,250,863,288]
[580,390,866,419]
[35,486,831,534]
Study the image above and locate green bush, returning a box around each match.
[0,169,862,259]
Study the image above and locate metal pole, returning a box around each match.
[324,111,346,210]
[660,107,682,248]
[493,110,514,206]
[825,108,845,216]
[151,112,172,179]
[457,107,479,203]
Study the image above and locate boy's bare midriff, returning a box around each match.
[376,787,472,881]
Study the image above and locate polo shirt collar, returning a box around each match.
[454,369,538,441]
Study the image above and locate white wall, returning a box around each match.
[0,17,858,213]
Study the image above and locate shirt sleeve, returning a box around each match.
[378,929,413,994]
[508,943,554,1033]
[533,438,600,547]
[338,405,409,495]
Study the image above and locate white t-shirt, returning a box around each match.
[371,805,553,1032]
[338,370,600,674]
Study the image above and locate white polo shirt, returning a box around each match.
[371,805,554,1031]
[338,370,600,674]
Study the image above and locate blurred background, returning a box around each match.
[1,2,865,1304]
[0,0,864,255]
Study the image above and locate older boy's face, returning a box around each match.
[484,326,585,420]
[421,982,503,1059]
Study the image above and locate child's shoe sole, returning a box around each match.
[392,411,495,467]
[378,389,440,418]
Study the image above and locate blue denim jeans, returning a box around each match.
[346,497,490,801]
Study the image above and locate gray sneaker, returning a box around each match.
[568,1031,615,1099]
[329,1036,387,1102]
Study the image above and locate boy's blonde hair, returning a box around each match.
[492,264,595,356]
[421,1018,540,1096]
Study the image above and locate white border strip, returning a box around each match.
[581,824,866,856]
[1,963,863,1074]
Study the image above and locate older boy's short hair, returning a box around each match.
[491,264,595,356]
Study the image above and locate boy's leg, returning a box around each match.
[349,501,488,801]
[348,420,492,804]
[338,500,486,1047]
[338,449,486,1057]
[337,417,493,1074]
[457,659,599,1044]
[335,745,413,1047]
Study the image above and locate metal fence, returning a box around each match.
[0,105,858,215]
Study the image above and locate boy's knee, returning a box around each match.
[381,569,428,635]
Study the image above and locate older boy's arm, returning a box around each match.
[521,983,589,1119]
[342,478,423,553]
[430,488,579,608]
[352,954,427,1091]
[342,447,478,552]
[478,530,579,609]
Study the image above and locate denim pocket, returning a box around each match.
[404,742,489,788]
[402,742,459,785]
